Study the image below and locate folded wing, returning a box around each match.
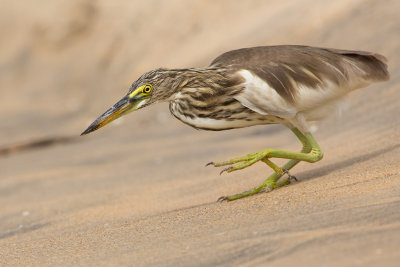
[210,45,389,118]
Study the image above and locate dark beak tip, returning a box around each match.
[80,95,130,137]
[80,123,98,136]
[80,128,91,136]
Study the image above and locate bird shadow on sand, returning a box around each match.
[296,142,400,182]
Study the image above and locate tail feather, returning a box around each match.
[327,48,390,83]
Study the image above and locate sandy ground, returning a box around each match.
[1,0,400,266]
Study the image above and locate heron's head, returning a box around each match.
[81,69,175,135]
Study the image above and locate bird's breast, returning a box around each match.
[169,98,282,131]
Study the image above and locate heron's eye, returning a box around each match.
[143,84,152,94]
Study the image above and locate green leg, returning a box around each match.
[214,128,322,201]
[280,128,313,173]
[261,158,285,175]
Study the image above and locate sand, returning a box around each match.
[1,0,400,266]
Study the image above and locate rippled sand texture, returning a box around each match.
[1,0,399,266]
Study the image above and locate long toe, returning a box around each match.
[220,167,233,175]
[210,153,260,167]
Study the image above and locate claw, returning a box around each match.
[220,167,233,175]
[282,168,297,181]
[217,196,228,202]
[206,161,215,167]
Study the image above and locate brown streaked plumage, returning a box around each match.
[81,45,389,201]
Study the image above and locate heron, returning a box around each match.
[81,45,389,201]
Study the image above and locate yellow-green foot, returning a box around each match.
[217,172,295,202]
[206,130,323,202]
[206,150,296,179]
[206,149,282,174]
